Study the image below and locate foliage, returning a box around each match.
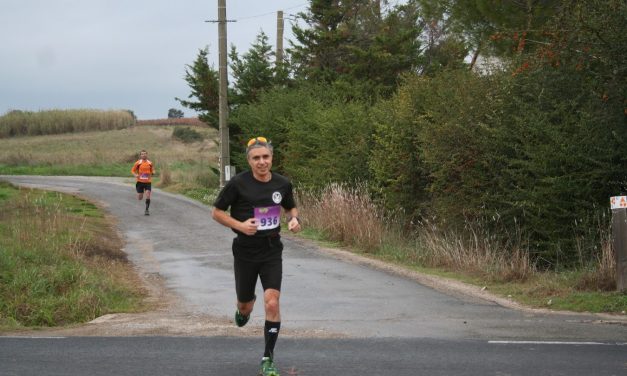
[229,31,284,106]
[167,108,184,118]
[231,83,373,187]
[172,126,204,143]
[418,0,562,65]
[175,47,220,129]
[0,109,135,138]
[290,0,423,97]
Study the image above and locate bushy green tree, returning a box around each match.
[167,108,184,118]
[290,0,423,97]
[418,0,562,67]
[231,83,373,186]
[175,47,219,128]
[229,32,278,106]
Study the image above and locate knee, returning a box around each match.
[264,296,280,316]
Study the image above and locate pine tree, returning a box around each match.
[175,47,220,128]
[229,32,278,106]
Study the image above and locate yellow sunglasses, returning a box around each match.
[247,136,268,147]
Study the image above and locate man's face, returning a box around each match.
[140,151,147,160]
[247,146,272,178]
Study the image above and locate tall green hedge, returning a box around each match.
[231,83,373,188]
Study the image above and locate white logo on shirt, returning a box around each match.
[272,192,282,204]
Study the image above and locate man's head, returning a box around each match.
[246,137,273,180]
[140,150,148,160]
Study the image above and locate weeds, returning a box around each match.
[0,183,145,328]
[297,182,621,311]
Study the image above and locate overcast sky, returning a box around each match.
[0,1,308,119]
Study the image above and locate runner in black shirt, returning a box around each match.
[212,136,301,376]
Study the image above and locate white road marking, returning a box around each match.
[489,340,626,346]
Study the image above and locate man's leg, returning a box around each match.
[233,256,259,327]
[263,288,281,359]
[144,188,151,214]
[136,182,144,200]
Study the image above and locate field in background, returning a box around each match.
[0,125,220,201]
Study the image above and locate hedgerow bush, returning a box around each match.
[172,126,204,143]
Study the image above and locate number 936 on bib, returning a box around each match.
[254,205,281,230]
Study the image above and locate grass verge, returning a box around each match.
[296,186,627,315]
[0,182,147,330]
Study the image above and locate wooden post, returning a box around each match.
[218,0,230,187]
[611,196,627,292]
[276,11,284,67]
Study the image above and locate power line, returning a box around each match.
[234,3,307,21]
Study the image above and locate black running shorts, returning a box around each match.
[233,236,283,303]
[135,182,152,193]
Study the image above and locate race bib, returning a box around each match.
[254,205,281,230]
[140,173,150,180]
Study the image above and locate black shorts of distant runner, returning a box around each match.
[135,182,152,193]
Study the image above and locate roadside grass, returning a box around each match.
[296,185,627,314]
[0,182,147,330]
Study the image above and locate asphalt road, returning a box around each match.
[1,175,626,375]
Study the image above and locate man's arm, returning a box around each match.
[286,207,301,233]
[212,207,259,236]
[131,163,138,177]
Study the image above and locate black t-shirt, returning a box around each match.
[213,170,296,238]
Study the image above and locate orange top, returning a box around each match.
[131,159,155,183]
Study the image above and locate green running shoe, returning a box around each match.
[258,357,279,376]
[234,308,250,327]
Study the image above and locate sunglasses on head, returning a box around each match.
[247,136,268,147]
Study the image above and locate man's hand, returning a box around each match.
[288,217,301,233]
[239,218,259,236]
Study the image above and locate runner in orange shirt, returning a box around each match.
[131,149,155,215]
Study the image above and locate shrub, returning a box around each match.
[172,126,204,143]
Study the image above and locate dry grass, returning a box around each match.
[0,109,135,138]
[297,183,389,252]
[298,182,617,291]
[0,125,218,167]
[415,221,534,282]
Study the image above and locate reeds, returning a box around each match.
[297,182,388,252]
[297,182,616,287]
[0,109,135,138]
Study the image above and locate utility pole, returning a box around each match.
[218,0,230,187]
[205,2,235,187]
[276,11,284,66]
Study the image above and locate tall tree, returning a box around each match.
[175,47,220,128]
[229,32,279,106]
[418,0,562,68]
[290,0,423,96]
